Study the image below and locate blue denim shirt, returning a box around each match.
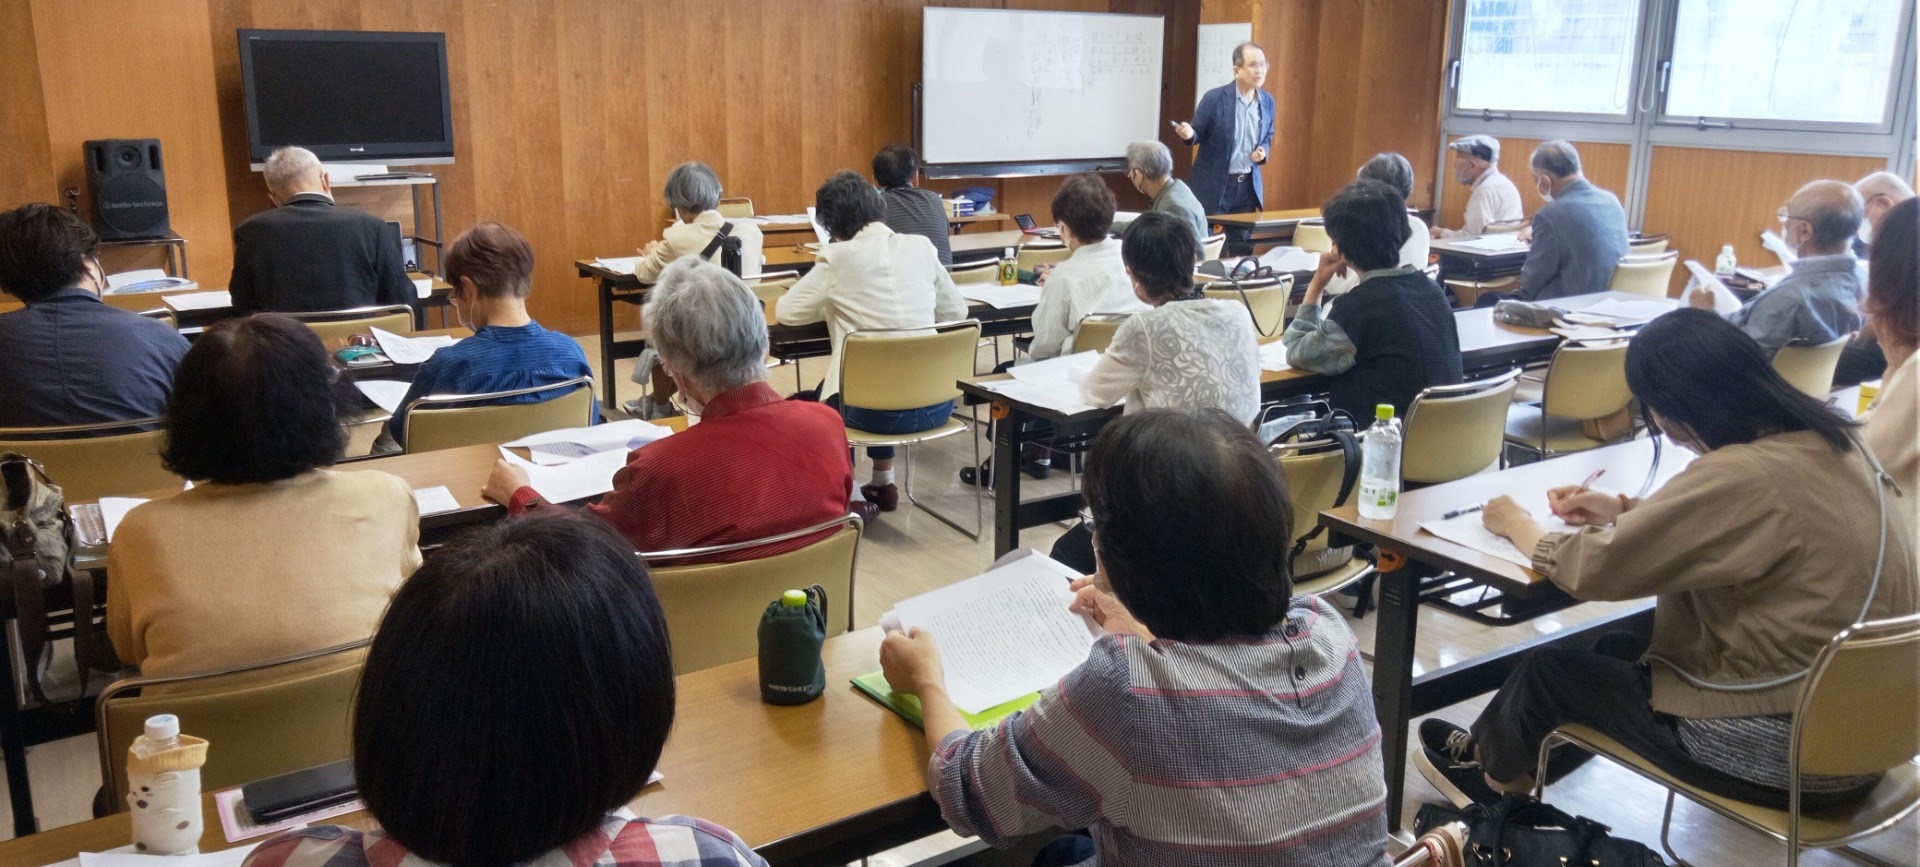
[385,321,597,441]
[1727,252,1864,356]
[0,287,189,428]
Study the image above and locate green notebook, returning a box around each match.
[851,671,1040,730]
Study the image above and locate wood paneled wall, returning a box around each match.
[1433,136,1632,232]
[0,0,54,209]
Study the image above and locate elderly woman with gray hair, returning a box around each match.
[486,258,852,562]
[1320,152,1432,305]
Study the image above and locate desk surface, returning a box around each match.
[0,629,929,867]
[0,275,452,318]
[1208,208,1321,229]
[1429,237,1532,260]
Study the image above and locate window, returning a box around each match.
[1665,0,1908,126]
[1456,0,1644,117]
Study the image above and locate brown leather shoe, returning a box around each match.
[860,483,900,512]
[849,499,880,523]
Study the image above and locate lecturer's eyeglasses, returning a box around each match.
[1776,207,1810,226]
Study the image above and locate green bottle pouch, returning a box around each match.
[757,584,827,705]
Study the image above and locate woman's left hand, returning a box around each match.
[482,458,532,506]
[880,627,946,697]
[1482,495,1535,540]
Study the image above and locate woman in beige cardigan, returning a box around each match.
[1416,309,1915,811]
[108,315,421,677]
[1862,196,1916,536]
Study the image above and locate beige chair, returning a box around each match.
[1628,234,1670,255]
[716,197,754,218]
[288,305,415,343]
[948,260,1002,285]
[1403,368,1523,485]
[745,269,801,307]
[1070,313,1132,354]
[1504,340,1634,461]
[644,515,862,675]
[1608,251,1680,299]
[1201,233,1227,263]
[1773,336,1851,398]
[1270,440,1374,597]
[839,320,984,538]
[135,307,177,330]
[1534,614,1920,867]
[1204,275,1293,339]
[1484,220,1528,235]
[400,376,595,454]
[96,640,368,807]
[1444,275,1517,309]
[1292,221,1333,253]
[1016,243,1072,272]
[0,419,179,501]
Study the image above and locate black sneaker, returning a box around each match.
[1414,720,1501,808]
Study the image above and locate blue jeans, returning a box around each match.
[1031,832,1095,867]
[834,397,954,460]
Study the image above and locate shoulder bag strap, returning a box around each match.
[1288,429,1362,559]
[8,518,54,706]
[699,222,735,261]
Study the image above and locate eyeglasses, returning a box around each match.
[1240,61,1270,70]
[1776,207,1810,225]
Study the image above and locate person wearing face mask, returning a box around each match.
[229,147,416,315]
[1487,140,1628,305]
[1416,309,1916,812]
[1852,170,1914,253]
[1122,140,1207,247]
[1175,42,1275,257]
[485,257,851,562]
[1689,180,1866,358]
[384,222,596,445]
[1430,135,1523,240]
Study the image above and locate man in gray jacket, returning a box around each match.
[1511,141,1628,303]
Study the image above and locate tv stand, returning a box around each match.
[331,174,443,275]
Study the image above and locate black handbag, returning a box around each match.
[1415,794,1666,867]
[1255,399,1361,568]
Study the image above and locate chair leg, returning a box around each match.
[1657,791,1705,867]
[902,424,984,541]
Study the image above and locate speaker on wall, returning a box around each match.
[84,139,171,240]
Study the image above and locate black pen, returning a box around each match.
[1442,503,1484,520]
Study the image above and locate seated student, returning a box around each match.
[108,315,421,677]
[1431,135,1524,240]
[880,408,1390,867]
[0,203,188,428]
[385,222,595,445]
[1323,153,1433,303]
[487,258,851,561]
[1690,180,1865,357]
[1080,211,1260,424]
[1285,179,1463,421]
[777,170,967,520]
[229,147,415,314]
[1853,170,1914,253]
[244,512,766,867]
[1029,174,1147,360]
[1484,141,1627,305]
[873,144,953,267]
[1419,309,1916,811]
[1861,197,1917,534]
[1122,140,1207,247]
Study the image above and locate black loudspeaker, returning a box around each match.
[84,139,171,240]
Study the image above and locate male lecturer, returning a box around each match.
[1175,42,1275,257]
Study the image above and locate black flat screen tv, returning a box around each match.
[237,29,454,165]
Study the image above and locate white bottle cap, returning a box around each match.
[145,714,180,741]
[1003,247,1014,257]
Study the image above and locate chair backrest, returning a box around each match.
[401,377,596,454]
[1201,233,1227,262]
[1771,336,1851,399]
[1403,369,1523,485]
[746,270,801,306]
[1793,614,1920,777]
[135,307,178,331]
[840,321,981,412]
[1541,340,1633,420]
[96,641,368,807]
[948,261,1002,285]
[1292,222,1333,253]
[716,197,754,218]
[1016,243,1072,271]
[1627,235,1670,255]
[1203,277,1293,337]
[645,517,862,674]
[1071,313,1132,354]
[288,305,416,343]
[0,419,179,501]
[1607,251,1679,299]
[1270,441,1352,565]
[1484,220,1527,235]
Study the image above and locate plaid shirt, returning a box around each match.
[242,811,766,867]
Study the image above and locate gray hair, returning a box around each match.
[1126,141,1173,180]
[263,147,323,197]
[1792,180,1865,248]
[663,162,723,213]
[1855,170,1915,204]
[1530,140,1581,178]
[1357,152,1415,199]
[643,257,768,395]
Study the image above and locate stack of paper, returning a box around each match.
[98,497,147,543]
[501,419,675,465]
[105,269,168,291]
[1258,340,1293,372]
[959,283,1043,310]
[163,291,232,312]
[1455,235,1528,252]
[370,327,457,365]
[1420,510,1576,569]
[1258,246,1322,273]
[594,256,641,275]
[498,446,631,503]
[974,351,1102,415]
[412,486,461,516]
[1681,261,1744,316]
[411,277,433,299]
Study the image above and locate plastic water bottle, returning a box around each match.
[998,247,1018,285]
[1358,404,1403,521]
[758,588,827,705]
[1715,244,1738,276]
[128,714,206,855]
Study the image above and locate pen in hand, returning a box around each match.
[1550,469,1606,518]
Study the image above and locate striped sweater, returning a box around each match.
[930,595,1389,867]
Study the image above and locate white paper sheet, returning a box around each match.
[163,291,232,312]
[75,842,260,867]
[412,486,461,516]
[1760,229,1798,266]
[959,283,1043,310]
[353,380,412,413]
[212,786,364,844]
[1258,246,1322,273]
[498,445,629,503]
[98,497,146,543]
[412,277,433,299]
[370,327,456,365]
[887,553,1098,714]
[1682,261,1745,316]
[106,269,168,290]
[501,419,675,465]
[1258,340,1293,372]
[1420,511,1576,569]
[806,207,830,245]
[1569,297,1674,323]
[1453,235,1528,252]
[594,256,640,275]
[1006,350,1098,387]
[973,378,1100,416]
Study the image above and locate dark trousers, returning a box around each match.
[1472,633,1858,811]
[1834,341,1887,388]
[1217,173,1262,257]
[1050,522,1096,574]
[1031,832,1095,867]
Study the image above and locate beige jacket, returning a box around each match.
[107,469,422,677]
[1531,430,1916,719]
[632,209,764,283]
[1863,351,1917,538]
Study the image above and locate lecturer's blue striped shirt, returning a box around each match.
[385,321,597,441]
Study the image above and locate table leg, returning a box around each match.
[598,277,619,411]
[1370,548,1422,830]
[0,633,38,837]
[991,403,1022,559]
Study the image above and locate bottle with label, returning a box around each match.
[758,586,827,705]
[997,247,1018,286]
[127,714,208,855]
[1715,244,1738,276]
[1357,404,1403,521]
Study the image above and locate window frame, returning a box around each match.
[1445,0,1655,127]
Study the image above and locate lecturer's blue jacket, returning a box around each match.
[1182,82,1276,215]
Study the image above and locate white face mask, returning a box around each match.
[1858,220,1873,247]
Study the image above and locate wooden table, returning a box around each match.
[0,629,934,867]
[0,275,454,333]
[328,325,473,382]
[1429,237,1530,282]
[1319,436,1694,827]
[1207,208,1322,248]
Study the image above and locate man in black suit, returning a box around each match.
[229,146,415,314]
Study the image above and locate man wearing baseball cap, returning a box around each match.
[1431,135,1524,240]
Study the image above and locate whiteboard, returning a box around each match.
[921,8,1164,166]
[1196,23,1253,107]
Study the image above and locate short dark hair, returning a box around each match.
[161,314,349,484]
[815,170,886,242]
[1231,41,1264,67]
[872,144,919,189]
[1085,408,1294,641]
[1358,152,1416,200]
[0,203,99,303]
[1051,175,1116,245]
[1120,211,1199,302]
[1627,308,1856,453]
[1867,197,1918,350]
[355,512,675,867]
[1322,179,1411,272]
[445,221,535,299]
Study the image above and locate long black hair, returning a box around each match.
[1627,308,1855,452]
